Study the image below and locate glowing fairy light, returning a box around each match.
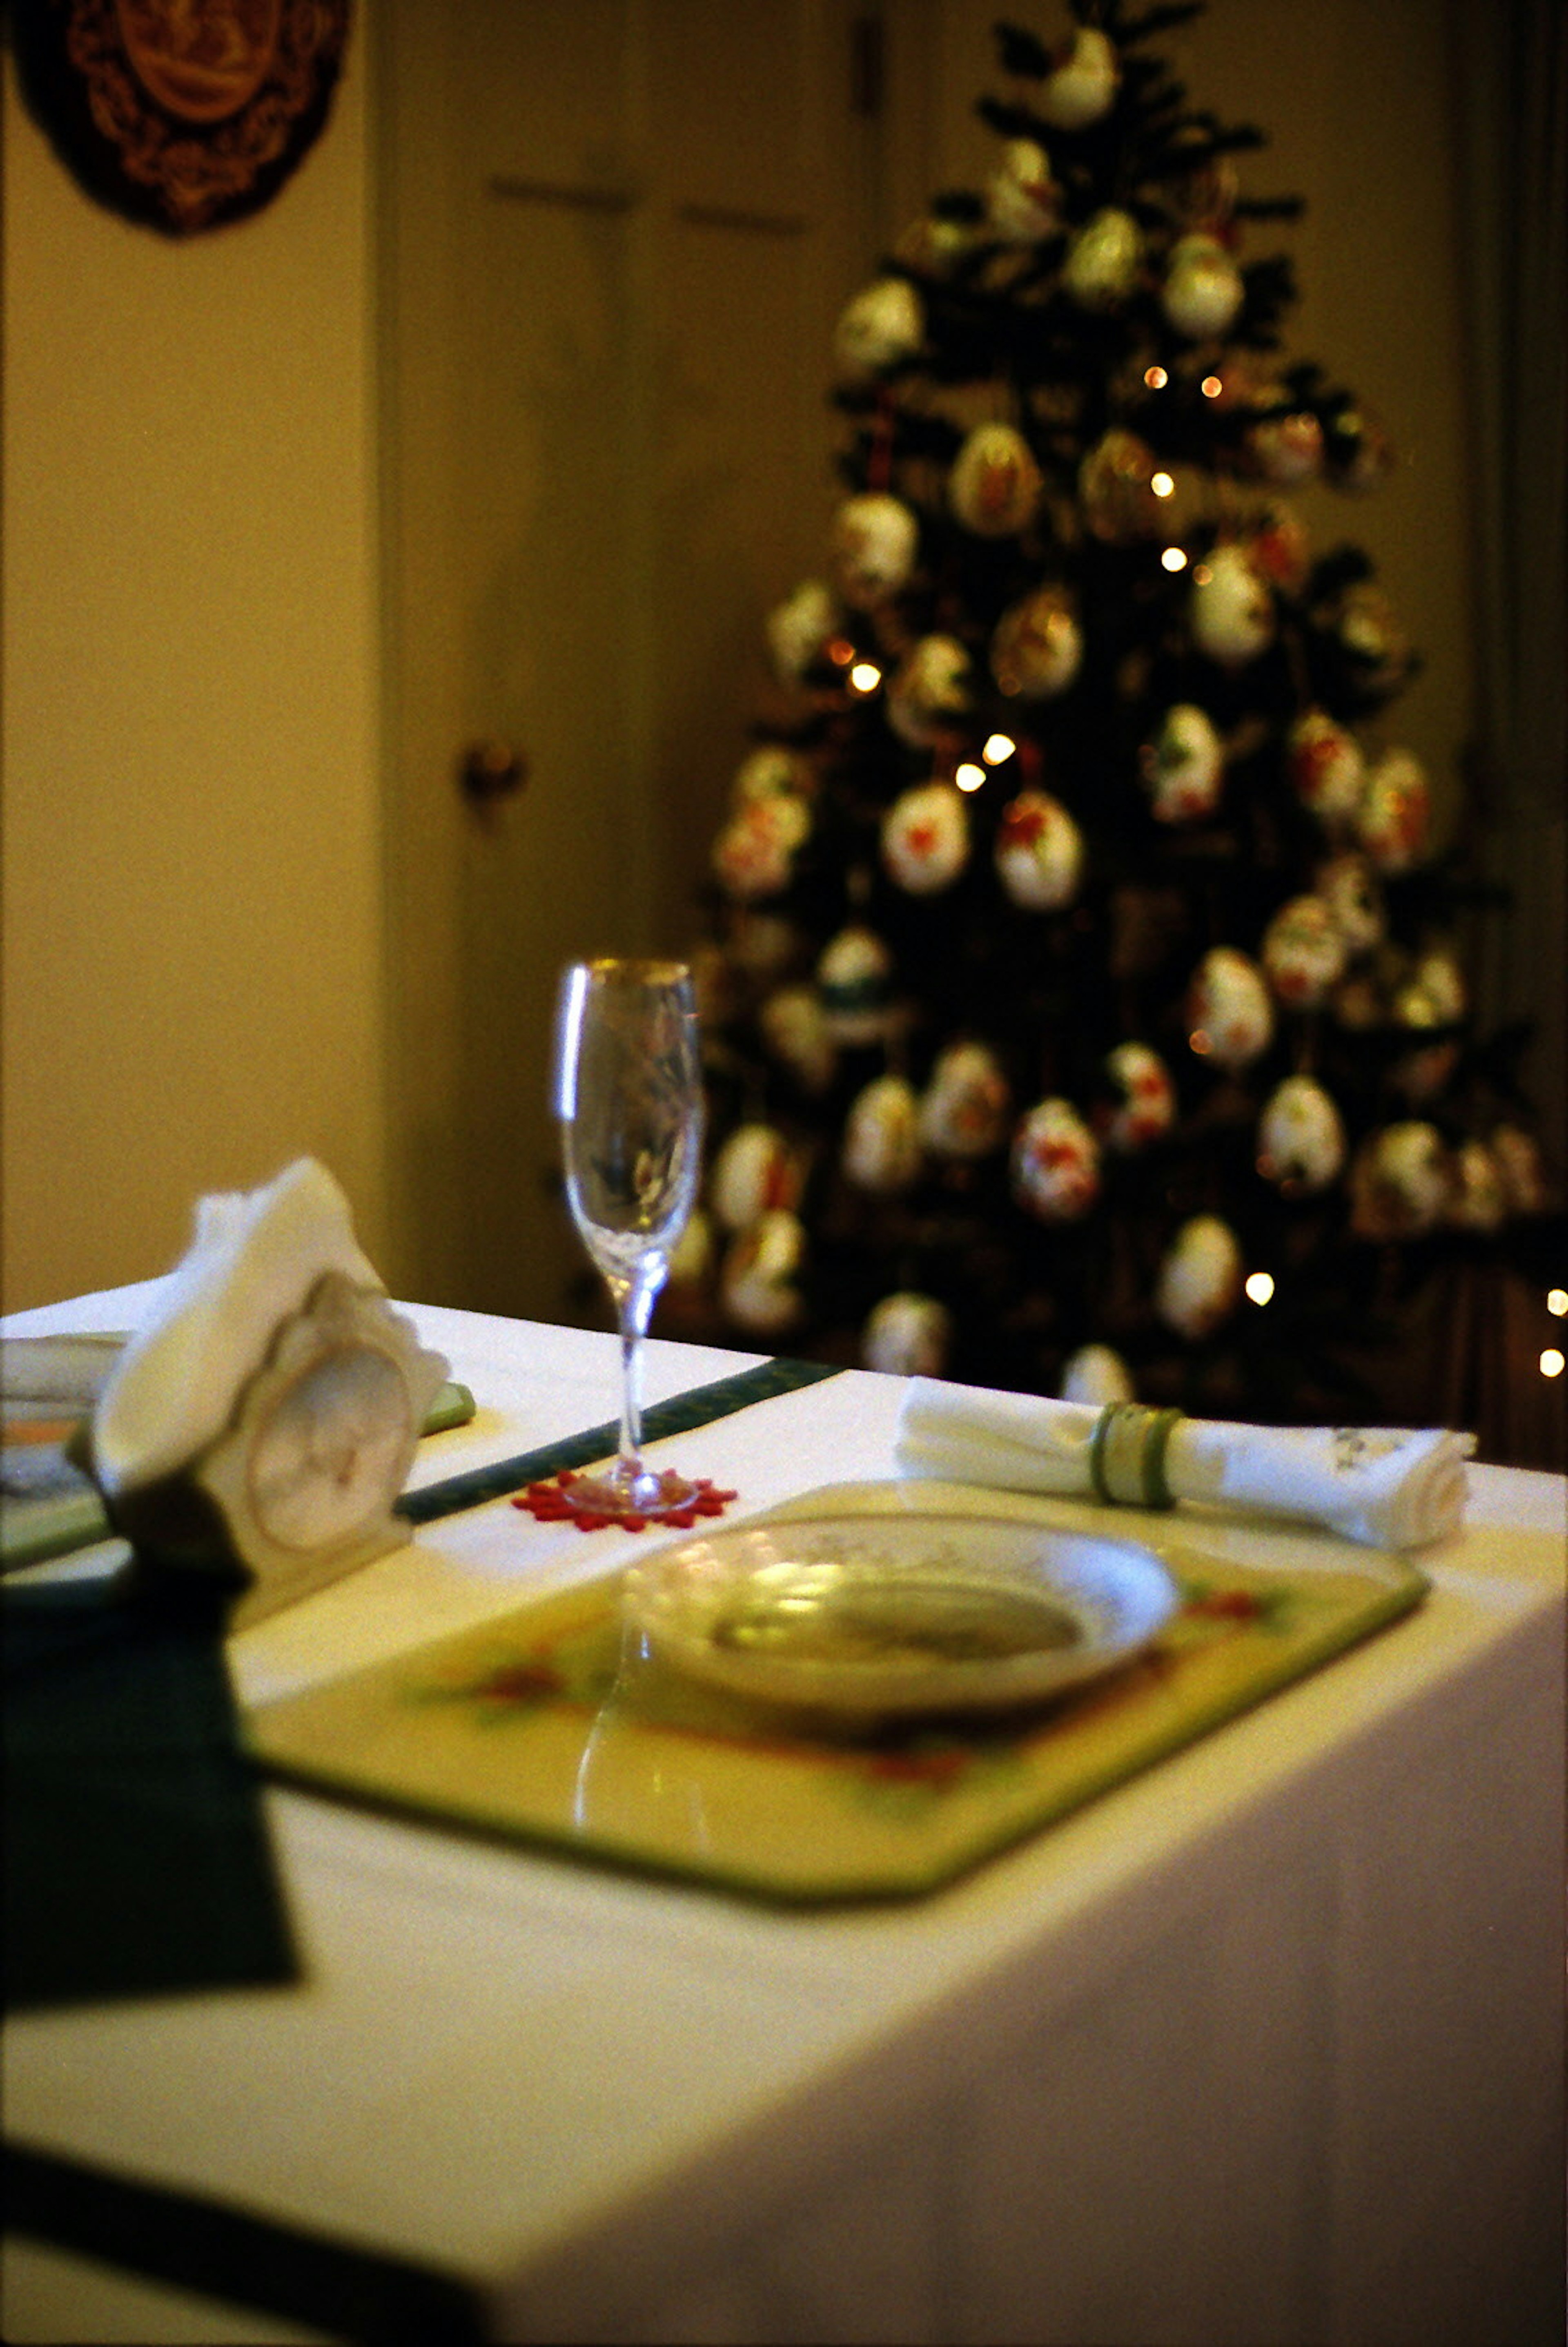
[849,661,882,694]
[1144,365,1168,389]
[982,732,1017,764]
[1245,1272,1275,1306]
[1161,546,1188,572]
[1548,1288,1568,1316]
[1542,1349,1566,1379]
[1201,375,1223,398]
[955,762,986,792]
[1152,471,1175,497]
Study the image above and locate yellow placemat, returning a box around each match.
[245,1484,1427,1903]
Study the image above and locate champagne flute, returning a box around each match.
[552,957,704,1516]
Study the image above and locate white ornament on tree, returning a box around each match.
[1011,1098,1101,1221]
[1040,26,1120,128]
[862,1292,953,1377]
[994,788,1085,910]
[1140,703,1225,823]
[886,635,973,746]
[949,422,1045,537]
[1099,1041,1176,1152]
[918,1041,1011,1158]
[1062,207,1142,308]
[991,587,1084,698]
[1161,231,1244,340]
[882,779,971,894]
[1156,1214,1243,1339]
[1187,946,1275,1069]
[1256,1075,1346,1193]
[833,276,923,379]
[1190,542,1274,665]
[1261,893,1350,1010]
[987,139,1060,243]
[842,1073,924,1194]
[830,492,919,611]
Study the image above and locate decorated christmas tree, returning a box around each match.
[677,2,1554,1421]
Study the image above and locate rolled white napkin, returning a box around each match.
[895,1379,1474,1550]
[93,1159,385,1498]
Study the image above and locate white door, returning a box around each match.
[377,0,898,1320]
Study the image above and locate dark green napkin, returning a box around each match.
[3,1564,298,2012]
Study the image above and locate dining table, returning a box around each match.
[2,1278,1564,2347]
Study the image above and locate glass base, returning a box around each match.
[515,1467,737,1533]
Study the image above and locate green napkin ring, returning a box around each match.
[1089,1403,1183,1510]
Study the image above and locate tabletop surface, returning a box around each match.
[4,1279,1564,2337]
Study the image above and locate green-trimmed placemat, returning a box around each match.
[394,1356,842,1526]
[247,1488,1428,1905]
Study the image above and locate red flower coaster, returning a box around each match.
[513,1469,738,1534]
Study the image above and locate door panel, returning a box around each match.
[379,0,888,1319]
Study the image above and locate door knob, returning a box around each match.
[459,739,529,809]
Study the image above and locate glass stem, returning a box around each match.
[610,1264,661,1486]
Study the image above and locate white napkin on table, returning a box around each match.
[895,1379,1475,1550]
[92,1159,386,1499]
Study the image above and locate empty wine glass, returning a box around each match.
[552,957,705,1521]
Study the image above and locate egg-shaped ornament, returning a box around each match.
[1261,894,1350,1011]
[949,423,1044,538]
[1140,703,1225,824]
[709,1122,802,1232]
[1356,750,1431,874]
[1011,1098,1102,1223]
[1187,946,1275,1070]
[1447,1141,1508,1234]
[1247,404,1325,486]
[987,139,1060,245]
[919,1042,1011,1160]
[994,789,1085,911]
[1040,25,1120,128]
[829,492,919,612]
[885,635,973,747]
[842,1074,924,1195]
[1079,428,1161,544]
[1190,542,1274,665]
[832,275,923,380]
[1394,946,1466,1031]
[1156,1215,1243,1340]
[758,984,836,1094]
[1490,1124,1548,1216]
[731,744,809,808]
[882,780,971,896]
[1099,1042,1176,1153]
[1161,232,1245,341]
[1062,207,1142,309]
[1287,709,1365,828]
[1332,583,1413,701]
[1060,1344,1136,1407]
[1250,501,1311,597]
[666,1205,717,1293]
[895,210,979,279]
[711,791,811,901]
[1390,1037,1459,1106]
[1322,396,1394,494]
[1349,1122,1451,1240]
[1256,1075,1346,1194]
[726,908,800,979]
[990,587,1084,699]
[1316,852,1385,957]
[720,1209,806,1336]
[817,924,896,1045]
[765,578,840,685]
[862,1292,953,1378]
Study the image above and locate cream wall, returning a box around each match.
[1,26,387,1311]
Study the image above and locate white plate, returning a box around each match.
[622,1512,1179,1717]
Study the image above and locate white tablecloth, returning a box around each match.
[3,1284,1564,2346]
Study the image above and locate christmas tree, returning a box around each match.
[677,1,1554,1421]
